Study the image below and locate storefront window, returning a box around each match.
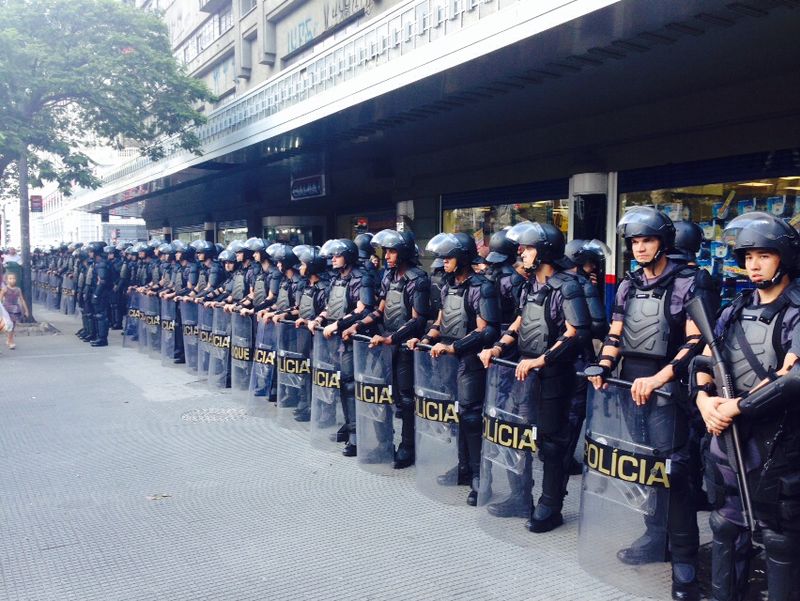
[217,227,248,246]
[619,176,800,304]
[442,199,569,257]
[176,231,204,244]
[263,226,321,246]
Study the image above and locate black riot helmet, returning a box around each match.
[171,239,188,255]
[104,245,119,258]
[486,227,518,265]
[158,242,175,258]
[724,211,800,288]
[218,249,237,264]
[507,221,565,268]
[147,238,162,250]
[576,239,609,270]
[294,244,327,275]
[354,233,374,260]
[270,244,300,272]
[86,241,106,257]
[115,241,128,252]
[323,239,359,266]
[669,221,705,262]
[180,243,196,262]
[245,237,266,254]
[426,233,476,269]
[563,239,587,269]
[372,228,414,261]
[228,239,251,261]
[265,243,282,264]
[617,206,675,267]
[193,240,216,260]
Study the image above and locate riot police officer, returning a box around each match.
[562,238,610,476]
[164,241,200,363]
[670,220,720,315]
[695,212,800,601]
[484,227,525,328]
[589,206,702,601]
[87,241,112,347]
[309,238,376,456]
[289,245,330,421]
[409,232,500,504]
[342,229,431,469]
[480,223,591,531]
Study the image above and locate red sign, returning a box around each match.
[29,195,43,212]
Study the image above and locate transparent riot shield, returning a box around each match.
[414,347,461,505]
[146,294,161,359]
[310,330,345,451]
[138,294,154,354]
[577,383,674,599]
[246,319,277,418]
[181,300,199,374]
[353,336,396,473]
[196,303,213,380]
[275,320,312,430]
[230,313,254,400]
[60,277,73,314]
[47,273,59,310]
[123,292,139,348]
[160,298,177,367]
[207,306,231,389]
[476,360,540,546]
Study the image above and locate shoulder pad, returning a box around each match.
[784,281,800,307]
[404,267,422,280]
[546,271,576,289]
[676,265,698,279]
[469,273,490,287]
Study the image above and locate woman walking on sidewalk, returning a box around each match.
[0,273,30,349]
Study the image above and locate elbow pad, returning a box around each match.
[544,332,581,365]
[453,329,487,356]
[738,364,800,417]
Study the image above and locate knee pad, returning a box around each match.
[710,511,743,543]
[762,528,800,561]
[538,437,565,462]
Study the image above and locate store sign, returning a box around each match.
[290,175,326,201]
[29,195,42,212]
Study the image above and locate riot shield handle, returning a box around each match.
[686,296,756,535]
[279,318,296,325]
[415,343,433,352]
[490,357,519,369]
[352,334,373,343]
[579,365,673,400]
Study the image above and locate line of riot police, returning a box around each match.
[32,206,800,601]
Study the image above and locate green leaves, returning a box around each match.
[0,0,215,193]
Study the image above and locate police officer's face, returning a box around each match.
[745,249,781,283]
[332,255,346,269]
[582,261,597,274]
[520,245,538,269]
[385,249,398,269]
[225,261,235,272]
[443,256,458,273]
[630,236,660,264]
[236,252,245,263]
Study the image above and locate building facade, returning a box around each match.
[69,0,800,302]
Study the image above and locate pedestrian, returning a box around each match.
[0,272,30,349]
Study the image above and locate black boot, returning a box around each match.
[467,476,479,506]
[671,563,699,601]
[526,502,563,533]
[394,412,415,469]
[437,464,472,486]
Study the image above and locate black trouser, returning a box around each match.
[93,292,111,343]
[341,342,356,442]
[621,357,699,566]
[174,303,184,360]
[393,346,415,449]
[457,354,486,487]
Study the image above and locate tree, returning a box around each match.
[0,0,215,318]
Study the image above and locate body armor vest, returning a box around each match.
[518,284,555,358]
[77,269,86,289]
[440,285,468,341]
[120,261,129,281]
[174,268,184,290]
[620,275,679,360]
[326,279,348,321]
[231,271,245,300]
[721,301,783,396]
[384,272,414,332]
[253,275,267,307]
[152,262,161,283]
[274,279,292,312]
[299,286,318,320]
[196,269,208,291]
[85,264,95,289]
[430,272,445,314]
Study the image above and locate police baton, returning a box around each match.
[490,357,519,369]
[351,334,373,343]
[415,342,433,352]
[686,296,756,534]
[578,365,673,400]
